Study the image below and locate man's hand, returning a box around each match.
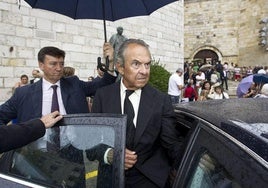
[103,42,114,62]
[40,111,63,128]
[107,148,114,164]
[103,43,115,74]
[124,148,137,170]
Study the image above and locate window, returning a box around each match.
[186,151,241,188]
[0,114,127,188]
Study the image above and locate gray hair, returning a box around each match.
[116,39,150,67]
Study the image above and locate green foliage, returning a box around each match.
[149,59,171,93]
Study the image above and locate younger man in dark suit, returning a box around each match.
[0,44,116,124]
[92,39,184,188]
[0,44,116,187]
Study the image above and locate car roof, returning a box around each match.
[174,98,268,162]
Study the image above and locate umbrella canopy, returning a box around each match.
[24,0,178,41]
[199,64,212,72]
[236,75,254,98]
[253,74,268,84]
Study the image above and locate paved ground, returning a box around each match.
[226,80,239,98]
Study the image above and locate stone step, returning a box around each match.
[226,80,239,98]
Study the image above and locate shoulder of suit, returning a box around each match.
[61,76,80,85]
[143,84,165,97]
[11,83,37,98]
[62,75,79,81]
[15,82,33,91]
[94,82,118,95]
[102,82,118,90]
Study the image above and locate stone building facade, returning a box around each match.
[184,0,268,67]
[0,0,184,104]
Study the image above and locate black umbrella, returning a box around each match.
[253,74,268,84]
[24,0,178,42]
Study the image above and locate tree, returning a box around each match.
[149,59,171,93]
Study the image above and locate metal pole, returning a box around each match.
[102,0,107,42]
[102,0,110,69]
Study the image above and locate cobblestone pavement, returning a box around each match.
[226,80,239,98]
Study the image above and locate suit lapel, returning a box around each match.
[60,78,70,111]
[134,85,155,146]
[111,82,122,114]
[32,79,43,117]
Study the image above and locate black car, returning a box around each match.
[173,98,268,188]
[0,99,267,188]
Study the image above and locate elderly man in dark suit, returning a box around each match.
[92,39,184,188]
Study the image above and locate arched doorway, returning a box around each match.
[193,49,219,65]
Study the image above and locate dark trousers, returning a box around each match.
[221,76,228,90]
[125,167,161,188]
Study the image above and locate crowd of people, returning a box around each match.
[168,61,268,104]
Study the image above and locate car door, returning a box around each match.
[0,113,127,188]
[173,112,268,188]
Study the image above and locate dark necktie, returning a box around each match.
[51,85,59,112]
[124,90,135,150]
[48,85,60,150]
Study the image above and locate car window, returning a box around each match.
[173,118,268,188]
[0,114,127,188]
[186,151,241,188]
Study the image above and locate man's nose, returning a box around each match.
[55,63,63,70]
[139,64,148,74]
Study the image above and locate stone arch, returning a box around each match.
[189,46,223,65]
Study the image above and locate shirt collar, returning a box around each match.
[120,79,142,97]
[42,78,61,91]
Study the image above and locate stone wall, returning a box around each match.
[184,0,268,66]
[0,0,184,104]
[238,0,268,66]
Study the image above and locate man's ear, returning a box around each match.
[116,63,124,76]
[38,61,44,71]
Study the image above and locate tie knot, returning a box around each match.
[125,90,134,97]
[51,85,58,91]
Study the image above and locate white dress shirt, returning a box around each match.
[104,79,142,164]
[120,79,142,127]
[42,79,67,116]
[35,79,68,150]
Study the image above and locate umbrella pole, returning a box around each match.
[103,20,107,42]
[103,19,107,43]
[102,0,109,69]
[102,0,107,42]
[104,19,110,70]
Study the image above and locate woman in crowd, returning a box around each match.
[198,81,212,101]
[207,83,229,100]
[184,79,197,102]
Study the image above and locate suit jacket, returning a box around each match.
[92,82,184,188]
[0,119,45,153]
[0,73,116,125]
